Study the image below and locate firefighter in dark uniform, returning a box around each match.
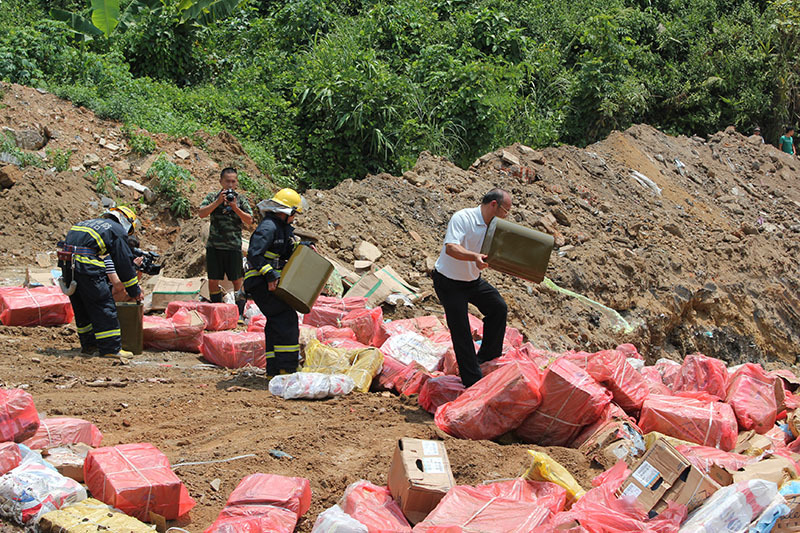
[57,206,143,357]
[244,189,306,376]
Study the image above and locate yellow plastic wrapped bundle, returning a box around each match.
[524,451,586,508]
[302,340,351,374]
[347,348,384,393]
[39,498,155,532]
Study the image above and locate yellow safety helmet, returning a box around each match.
[105,205,138,234]
[271,188,305,214]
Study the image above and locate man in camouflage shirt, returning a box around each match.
[198,167,253,303]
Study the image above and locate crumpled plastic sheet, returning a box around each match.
[725,363,778,434]
[269,372,355,400]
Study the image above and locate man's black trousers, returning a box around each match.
[431,269,507,387]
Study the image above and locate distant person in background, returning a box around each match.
[749,126,765,144]
[779,127,795,156]
[431,188,512,388]
[198,168,253,309]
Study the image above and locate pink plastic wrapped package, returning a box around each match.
[340,480,411,533]
[467,313,483,339]
[435,360,542,440]
[655,360,681,390]
[519,343,556,367]
[725,363,778,434]
[165,301,238,331]
[385,316,445,338]
[674,444,753,473]
[247,314,267,332]
[22,417,102,450]
[673,353,729,400]
[564,350,649,412]
[205,505,298,533]
[317,326,358,343]
[395,363,435,396]
[413,484,552,533]
[503,327,524,348]
[0,286,74,326]
[640,366,672,396]
[341,307,388,347]
[480,349,531,377]
[303,296,368,327]
[143,309,206,352]
[639,394,738,450]
[226,473,311,517]
[0,442,20,474]
[516,358,612,446]
[419,376,465,414]
[616,344,642,359]
[201,331,266,369]
[0,389,39,443]
[84,443,195,520]
[376,355,406,391]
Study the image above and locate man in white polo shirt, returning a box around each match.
[432,188,512,387]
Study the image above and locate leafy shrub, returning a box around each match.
[46,147,73,171]
[146,153,195,218]
[89,166,118,195]
[122,123,156,155]
[0,132,45,168]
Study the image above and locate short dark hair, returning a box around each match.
[786,126,795,134]
[481,188,508,205]
[220,167,237,179]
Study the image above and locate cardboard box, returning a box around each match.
[578,419,645,468]
[733,430,774,456]
[388,438,455,525]
[731,455,797,486]
[150,276,205,310]
[346,266,421,307]
[773,491,800,532]
[42,443,91,482]
[618,437,720,515]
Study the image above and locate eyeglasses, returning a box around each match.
[497,203,510,216]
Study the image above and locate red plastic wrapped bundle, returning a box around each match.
[0,388,39,443]
[385,316,445,338]
[519,343,555,367]
[22,417,102,449]
[247,314,267,332]
[467,313,483,339]
[375,355,406,391]
[655,360,681,390]
[419,376,465,414]
[143,309,206,352]
[565,350,649,412]
[638,394,738,450]
[303,296,367,327]
[316,326,358,343]
[480,349,531,376]
[673,353,729,400]
[725,363,778,434]
[0,286,74,326]
[226,474,311,517]
[165,301,238,331]
[84,442,195,520]
[395,363,434,396]
[435,360,542,441]
[616,343,642,359]
[480,479,567,514]
[205,505,298,533]
[340,480,411,533]
[0,442,21,474]
[413,482,554,533]
[341,307,388,347]
[516,358,612,446]
[674,444,753,473]
[201,331,266,369]
[503,327,523,348]
[640,366,672,396]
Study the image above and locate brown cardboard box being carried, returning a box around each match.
[388,438,455,525]
[617,437,721,516]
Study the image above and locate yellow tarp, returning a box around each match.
[39,498,155,533]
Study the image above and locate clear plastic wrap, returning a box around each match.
[380,332,447,372]
[269,372,355,399]
[312,504,368,533]
[678,479,778,533]
[340,480,411,533]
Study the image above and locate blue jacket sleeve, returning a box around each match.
[247,220,280,282]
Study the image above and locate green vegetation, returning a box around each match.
[122,123,156,155]
[0,0,797,190]
[237,170,273,202]
[0,132,45,168]
[89,165,117,195]
[147,153,195,217]
[46,147,73,171]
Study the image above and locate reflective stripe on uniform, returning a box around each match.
[265,351,276,359]
[77,324,94,334]
[70,225,107,255]
[95,328,121,340]
[122,276,138,288]
[244,270,260,280]
[74,254,105,268]
[259,264,273,276]
[274,344,300,352]
[263,251,279,259]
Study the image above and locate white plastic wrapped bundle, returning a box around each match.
[311,504,369,533]
[0,447,87,524]
[679,479,778,533]
[269,372,355,400]
[380,332,447,372]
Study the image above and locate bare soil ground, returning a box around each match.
[1,82,799,530]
